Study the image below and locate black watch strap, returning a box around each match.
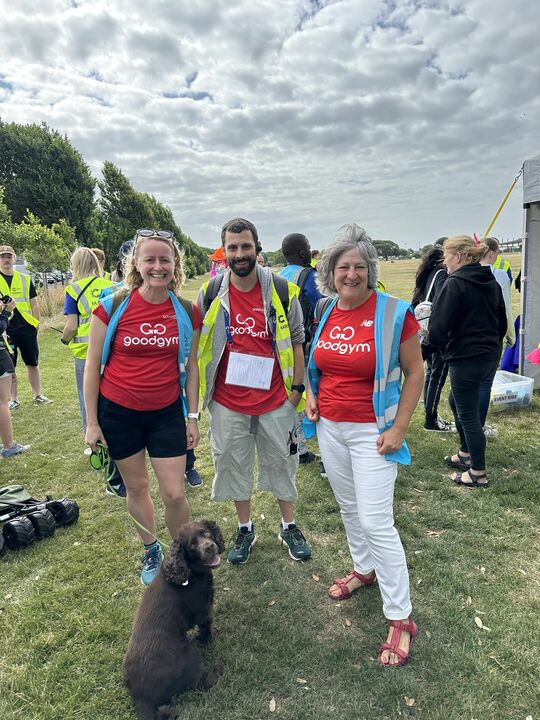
[291,383,305,393]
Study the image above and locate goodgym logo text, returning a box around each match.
[123,323,179,348]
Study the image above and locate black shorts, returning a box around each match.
[7,325,39,367]
[98,395,187,461]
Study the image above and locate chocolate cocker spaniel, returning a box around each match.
[123,520,225,720]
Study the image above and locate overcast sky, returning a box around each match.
[0,0,538,251]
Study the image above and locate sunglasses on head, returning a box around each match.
[135,229,175,241]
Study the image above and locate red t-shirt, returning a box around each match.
[212,282,287,416]
[94,289,201,411]
[313,292,420,423]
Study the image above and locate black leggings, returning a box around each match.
[423,349,448,420]
[448,360,499,471]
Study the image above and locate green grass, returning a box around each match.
[2,258,539,720]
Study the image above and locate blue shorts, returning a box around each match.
[98,395,187,461]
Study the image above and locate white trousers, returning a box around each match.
[317,418,412,620]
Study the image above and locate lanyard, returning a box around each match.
[223,307,277,352]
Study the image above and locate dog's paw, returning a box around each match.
[199,662,224,690]
[212,661,224,677]
[157,703,177,720]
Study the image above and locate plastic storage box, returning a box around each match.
[490,370,534,411]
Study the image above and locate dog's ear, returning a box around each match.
[163,536,191,586]
[201,519,225,554]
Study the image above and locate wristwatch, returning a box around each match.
[291,384,305,393]
[187,412,200,422]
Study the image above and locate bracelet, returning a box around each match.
[187,418,199,424]
[187,412,200,421]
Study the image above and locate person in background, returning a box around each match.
[411,240,453,432]
[0,244,51,409]
[111,240,135,283]
[500,271,521,373]
[257,253,266,266]
[208,247,228,278]
[279,232,323,467]
[197,217,311,565]
[478,237,515,438]
[0,295,30,458]
[85,229,201,584]
[310,249,320,268]
[61,247,114,445]
[91,248,111,281]
[493,251,512,282]
[428,236,507,488]
[306,223,423,667]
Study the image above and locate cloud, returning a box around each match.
[0,0,536,248]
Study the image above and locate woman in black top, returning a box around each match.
[428,236,507,487]
[412,245,451,431]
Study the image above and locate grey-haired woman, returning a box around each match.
[306,224,424,667]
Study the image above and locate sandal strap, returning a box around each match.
[388,618,417,635]
[379,618,418,666]
[379,640,409,663]
[330,570,376,599]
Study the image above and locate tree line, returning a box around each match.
[0,120,211,277]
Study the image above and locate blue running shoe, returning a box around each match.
[185,467,203,488]
[1,442,30,459]
[141,543,163,585]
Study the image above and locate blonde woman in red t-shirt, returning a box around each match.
[305,224,424,667]
[84,230,201,585]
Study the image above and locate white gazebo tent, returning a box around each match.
[521,153,540,388]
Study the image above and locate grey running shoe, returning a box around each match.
[8,400,20,410]
[33,394,52,404]
[279,524,312,561]
[227,526,257,565]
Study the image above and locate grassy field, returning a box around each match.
[2,254,539,720]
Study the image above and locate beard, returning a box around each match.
[229,256,257,277]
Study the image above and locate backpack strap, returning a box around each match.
[296,266,313,294]
[424,269,444,303]
[203,275,224,312]
[204,272,290,315]
[75,277,99,310]
[271,273,290,315]
[314,296,333,322]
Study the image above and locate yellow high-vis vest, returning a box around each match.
[0,271,39,328]
[65,276,114,359]
[493,256,511,275]
[198,277,305,411]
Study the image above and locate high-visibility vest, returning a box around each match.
[65,276,114,358]
[0,271,39,328]
[493,256,511,275]
[198,274,304,411]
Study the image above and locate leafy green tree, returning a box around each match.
[0,186,16,247]
[0,120,96,243]
[98,162,209,277]
[373,240,401,260]
[15,212,76,288]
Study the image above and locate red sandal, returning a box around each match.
[327,569,377,600]
[379,618,418,668]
